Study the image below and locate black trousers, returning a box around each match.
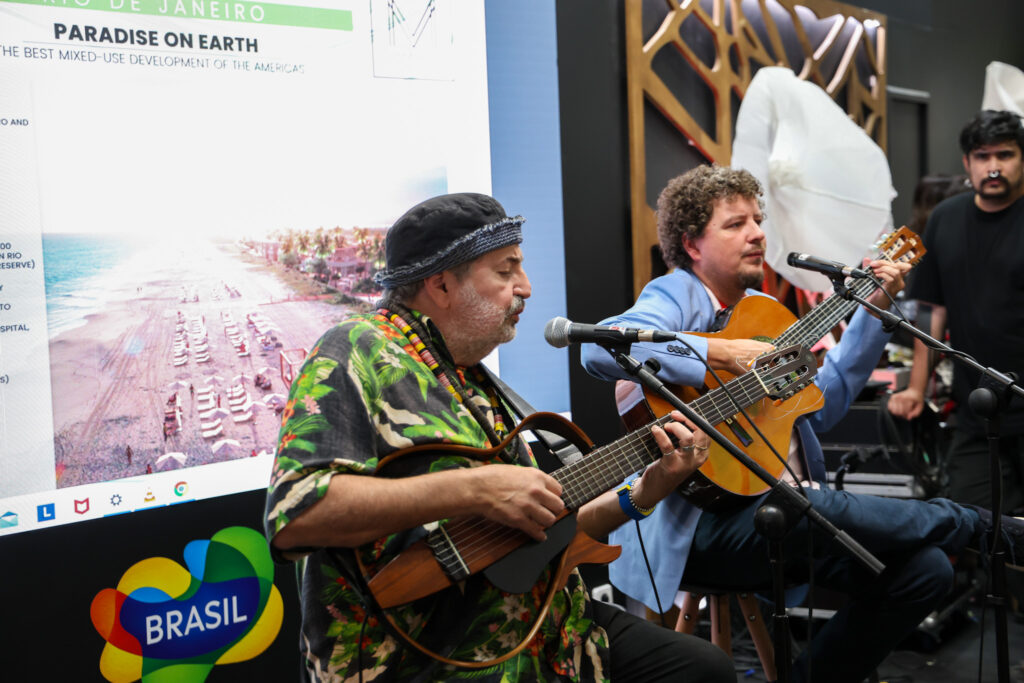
[592,600,735,683]
[946,430,1024,513]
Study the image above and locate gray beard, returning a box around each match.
[446,287,523,364]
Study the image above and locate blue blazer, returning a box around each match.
[580,268,892,609]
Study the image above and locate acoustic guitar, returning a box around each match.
[357,345,817,667]
[621,226,927,511]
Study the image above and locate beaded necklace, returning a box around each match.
[378,305,511,449]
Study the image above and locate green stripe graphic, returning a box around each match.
[0,0,352,31]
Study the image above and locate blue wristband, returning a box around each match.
[616,479,655,521]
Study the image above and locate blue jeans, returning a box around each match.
[681,489,981,683]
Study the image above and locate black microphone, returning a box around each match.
[786,252,871,279]
[543,316,677,348]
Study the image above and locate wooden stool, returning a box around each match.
[675,589,777,681]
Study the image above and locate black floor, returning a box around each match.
[728,601,1024,682]
[873,609,1024,683]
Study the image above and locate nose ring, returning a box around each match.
[989,171,1001,179]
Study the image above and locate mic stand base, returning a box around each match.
[754,490,812,683]
[973,386,1011,683]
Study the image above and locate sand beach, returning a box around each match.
[49,238,358,488]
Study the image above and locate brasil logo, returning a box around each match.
[90,526,283,682]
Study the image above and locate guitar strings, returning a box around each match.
[454,365,775,553]
[773,240,916,349]
[424,245,911,579]
[436,365,785,572]
[775,277,872,349]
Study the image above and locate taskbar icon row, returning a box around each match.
[0,479,192,534]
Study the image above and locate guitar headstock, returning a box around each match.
[875,226,927,267]
[751,344,818,401]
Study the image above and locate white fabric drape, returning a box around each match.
[982,61,1024,116]
[732,67,896,292]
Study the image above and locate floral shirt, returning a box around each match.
[264,310,610,682]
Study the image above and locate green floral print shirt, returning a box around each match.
[264,310,610,682]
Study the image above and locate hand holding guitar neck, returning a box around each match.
[862,258,911,311]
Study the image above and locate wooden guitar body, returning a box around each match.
[626,296,824,511]
[624,227,926,511]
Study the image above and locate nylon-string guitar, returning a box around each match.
[621,226,926,511]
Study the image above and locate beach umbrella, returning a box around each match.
[204,375,225,385]
[211,438,243,454]
[166,380,190,390]
[232,373,252,385]
[156,452,188,469]
[241,400,271,414]
[263,393,288,408]
[203,407,233,420]
[256,367,271,376]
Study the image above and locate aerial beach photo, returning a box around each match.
[46,231,380,488]
[0,0,492,501]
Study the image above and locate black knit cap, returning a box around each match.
[374,192,524,288]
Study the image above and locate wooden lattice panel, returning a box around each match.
[625,0,887,297]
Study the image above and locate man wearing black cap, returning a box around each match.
[264,193,734,682]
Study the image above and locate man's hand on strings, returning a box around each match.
[707,337,775,375]
[630,411,711,509]
[467,465,565,542]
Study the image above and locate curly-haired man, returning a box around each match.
[582,163,1024,683]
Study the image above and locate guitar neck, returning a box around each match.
[554,371,774,509]
[772,277,876,349]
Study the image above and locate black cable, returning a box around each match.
[634,518,669,628]
[865,273,908,327]
[977,541,990,683]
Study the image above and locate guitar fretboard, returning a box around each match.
[773,277,876,350]
[553,367,778,509]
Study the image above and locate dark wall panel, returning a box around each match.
[557,0,1024,436]
[557,0,634,445]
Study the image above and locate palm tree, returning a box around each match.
[314,227,332,258]
[354,227,374,265]
[295,230,312,259]
[332,227,347,252]
[371,235,385,273]
[280,229,297,260]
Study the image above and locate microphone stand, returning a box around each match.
[598,341,886,683]
[829,275,1024,683]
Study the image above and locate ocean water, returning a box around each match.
[42,233,147,339]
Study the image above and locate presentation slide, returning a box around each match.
[0,0,493,535]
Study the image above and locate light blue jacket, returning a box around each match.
[580,268,892,610]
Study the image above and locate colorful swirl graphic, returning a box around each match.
[90,526,283,682]
[173,482,188,497]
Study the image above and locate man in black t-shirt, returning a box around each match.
[890,109,1024,512]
